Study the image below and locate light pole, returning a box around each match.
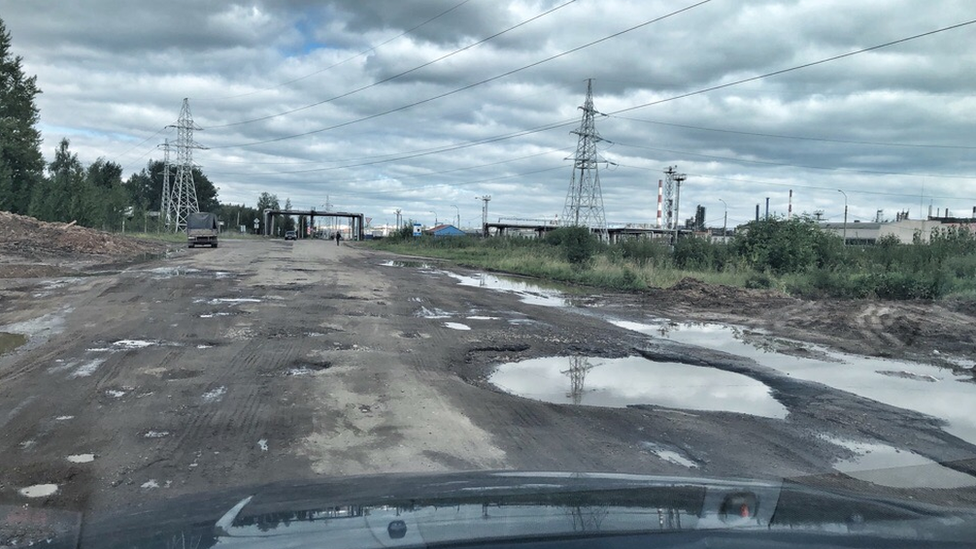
[452,204,460,228]
[837,189,848,245]
[429,210,438,225]
[718,198,728,240]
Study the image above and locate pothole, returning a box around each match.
[489,355,787,418]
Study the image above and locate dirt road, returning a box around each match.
[1,238,975,522]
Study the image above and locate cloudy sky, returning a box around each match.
[4,0,976,229]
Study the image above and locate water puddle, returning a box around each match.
[442,272,570,307]
[195,298,262,305]
[380,260,434,269]
[489,356,787,418]
[144,430,170,438]
[18,484,58,498]
[416,306,452,319]
[66,454,95,464]
[0,332,28,355]
[467,315,499,321]
[88,339,178,352]
[639,442,699,468]
[202,386,227,403]
[55,415,74,421]
[824,437,976,489]
[444,322,471,331]
[614,319,976,445]
[68,358,106,378]
[105,389,126,398]
[141,480,159,489]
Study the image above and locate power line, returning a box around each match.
[207,146,569,178]
[607,18,976,116]
[208,0,579,128]
[615,164,976,201]
[211,0,712,148]
[203,0,475,102]
[613,115,976,150]
[611,140,976,179]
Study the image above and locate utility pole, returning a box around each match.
[838,189,848,245]
[167,99,206,232]
[561,79,609,241]
[395,208,402,229]
[478,195,491,237]
[674,172,686,243]
[158,139,173,230]
[719,198,728,239]
[452,204,460,228]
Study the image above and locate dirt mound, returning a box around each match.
[668,277,787,305]
[0,211,166,258]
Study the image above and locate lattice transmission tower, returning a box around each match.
[561,356,594,406]
[561,79,609,241]
[168,98,206,231]
[158,139,173,228]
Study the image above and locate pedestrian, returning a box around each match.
[335,231,341,246]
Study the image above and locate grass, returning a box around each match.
[368,238,753,291]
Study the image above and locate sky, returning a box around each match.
[4,0,976,229]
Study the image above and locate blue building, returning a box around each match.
[426,224,466,237]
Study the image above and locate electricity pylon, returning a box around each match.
[169,98,206,231]
[561,79,609,242]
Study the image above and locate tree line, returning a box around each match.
[0,17,292,234]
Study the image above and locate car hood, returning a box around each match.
[11,471,976,548]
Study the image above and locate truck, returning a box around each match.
[187,212,219,248]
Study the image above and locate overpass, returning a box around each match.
[263,209,366,240]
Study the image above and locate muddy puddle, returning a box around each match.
[442,272,573,307]
[612,319,976,445]
[489,355,787,418]
[0,332,27,355]
[380,260,434,269]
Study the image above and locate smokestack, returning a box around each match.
[755,204,760,222]
[656,179,663,228]
[788,189,793,220]
[765,197,770,220]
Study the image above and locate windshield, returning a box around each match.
[2,2,976,547]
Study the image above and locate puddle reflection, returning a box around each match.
[490,356,787,418]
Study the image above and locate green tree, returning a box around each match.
[546,226,598,266]
[256,192,280,234]
[29,138,83,222]
[733,216,834,274]
[0,18,44,214]
[86,158,129,230]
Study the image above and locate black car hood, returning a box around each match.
[11,471,976,548]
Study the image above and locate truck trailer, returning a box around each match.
[187,212,219,248]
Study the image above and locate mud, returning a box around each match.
[0,238,974,532]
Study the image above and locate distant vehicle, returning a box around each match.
[284,230,297,240]
[187,212,219,248]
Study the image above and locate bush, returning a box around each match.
[545,226,598,266]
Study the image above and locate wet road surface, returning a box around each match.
[1,238,975,519]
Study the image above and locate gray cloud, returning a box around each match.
[4,0,976,229]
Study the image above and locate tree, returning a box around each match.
[29,138,83,222]
[125,160,219,214]
[256,192,280,234]
[0,17,45,214]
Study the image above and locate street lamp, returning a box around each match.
[452,204,460,228]
[837,189,848,245]
[429,210,438,225]
[718,199,728,240]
